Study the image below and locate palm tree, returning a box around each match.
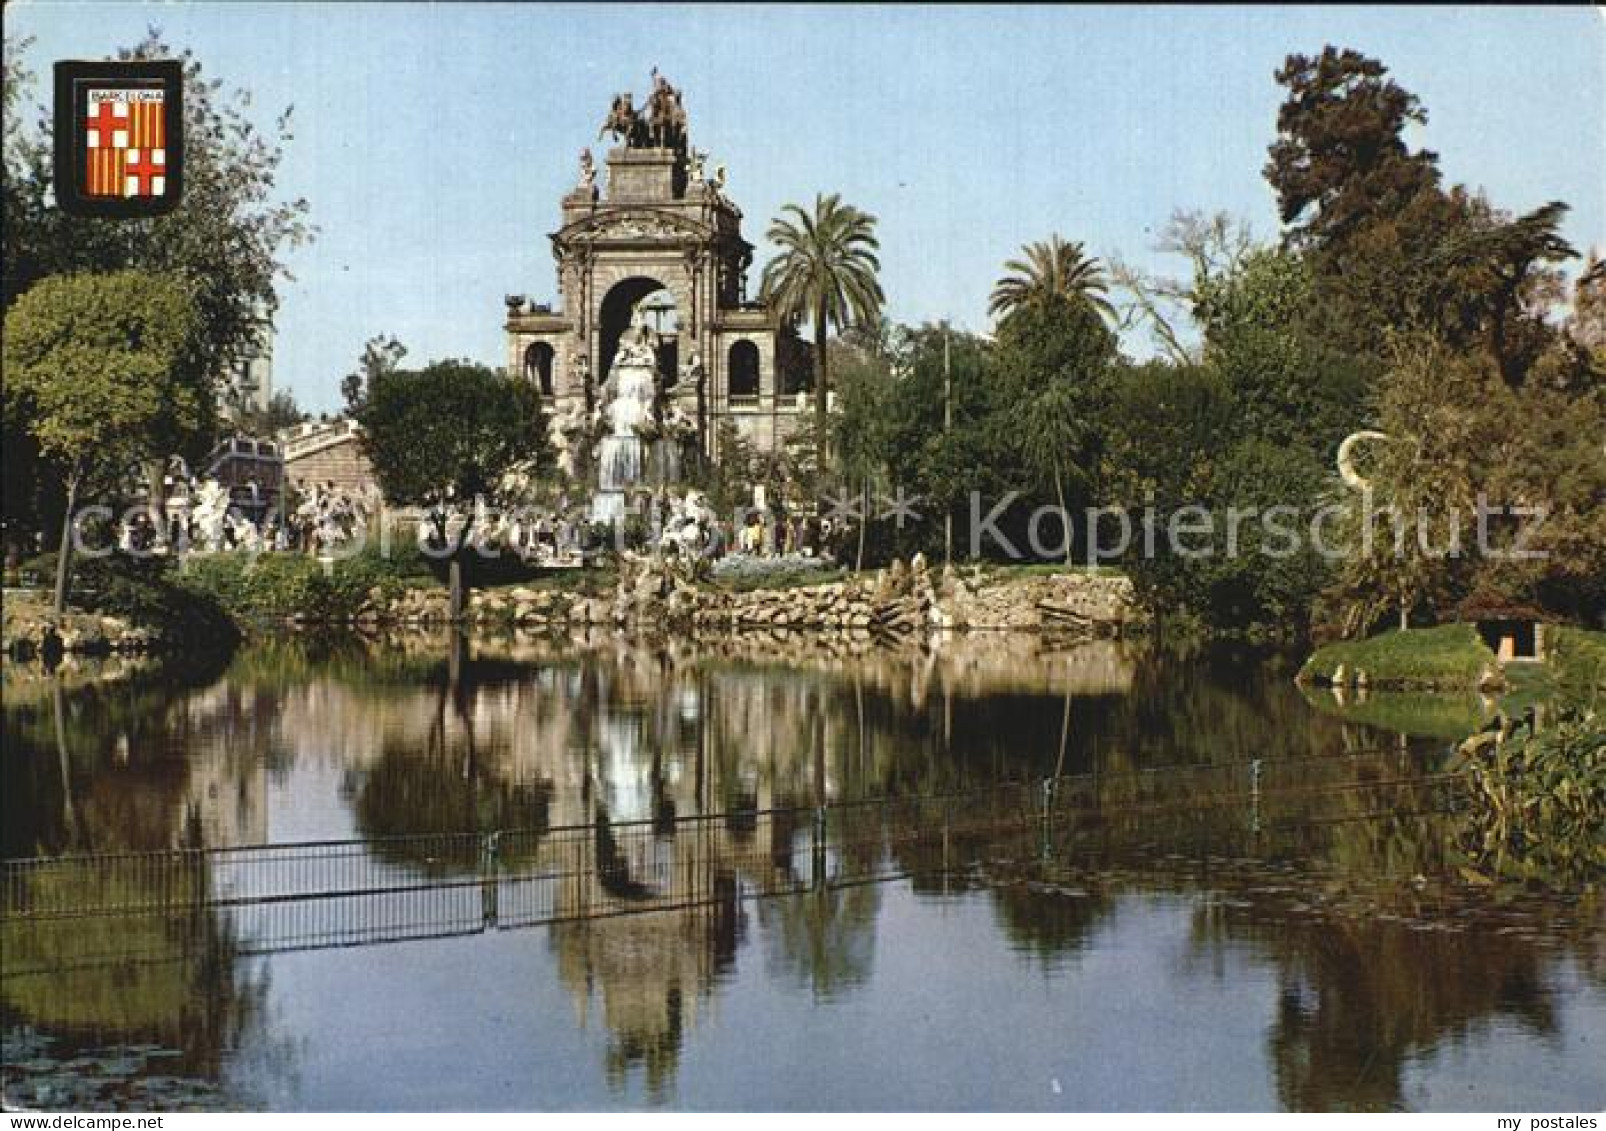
[760,193,885,449]
[988,234,1115,323]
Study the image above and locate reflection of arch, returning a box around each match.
[523,342,555,396]
[599,277,678,382]
[727,340,760,401]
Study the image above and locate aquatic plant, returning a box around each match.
[1455,708,1605,888]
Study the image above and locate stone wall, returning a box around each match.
[284,434,377,496]
[410,555,1146,643]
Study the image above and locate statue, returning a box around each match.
[646,68,687,150]
[686,148,707,182]
[613,304,660,370]
[577,148,597,198]
[1336,430,1391,491]
[191,479,232,552]
[598,92,642,147]
[679,349,704,392]
[661,488,715,558]
[550,400,593,479]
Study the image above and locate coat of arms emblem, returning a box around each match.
[54,59,183,217]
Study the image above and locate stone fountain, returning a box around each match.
[590,306,684,525]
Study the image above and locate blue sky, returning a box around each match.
[8,3,1603,413]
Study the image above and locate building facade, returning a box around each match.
[280,419,379,498]
[504,74,811,460]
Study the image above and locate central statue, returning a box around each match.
[596,68,687,151]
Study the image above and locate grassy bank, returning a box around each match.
[1300,624,1495,689]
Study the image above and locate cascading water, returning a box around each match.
[591,320,682,525]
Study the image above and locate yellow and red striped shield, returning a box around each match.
[83,89,170,198]
[55,60,183,218]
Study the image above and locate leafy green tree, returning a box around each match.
[1265,46,1577,386]
[1018,381,1083,565]
[831,337,897,569]
[3,33,313,550]
[342,334,408,415]
[3,271,199,612]
[1429,196,1577,386]
[229,389,306,437]
[992,291,1119,554]
[356,360,549,612]
[988,235,1115,324]
[760,193,885,448]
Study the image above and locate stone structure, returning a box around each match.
[221,304,274,420]
[280,418,379,498]
[202,435,284,521]
[505,73,810,461]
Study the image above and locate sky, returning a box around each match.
[8,3,1604,414]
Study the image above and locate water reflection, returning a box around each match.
[3,632,1601,1111]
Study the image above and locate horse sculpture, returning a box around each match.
[645,70,687,149]
[597,74,687,151]
[597,92,643,146]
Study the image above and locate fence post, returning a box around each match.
[1249,759,1262,837]
[811,806,827,891]
[942,797,951,894]
[1040,778,1054,863]
[481,830,501,926]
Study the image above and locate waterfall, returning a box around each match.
[591,351,669,525]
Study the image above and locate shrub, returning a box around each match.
[1455,709,1605,888]
[73,554,239,651]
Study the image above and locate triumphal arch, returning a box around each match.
[504,72,810,460]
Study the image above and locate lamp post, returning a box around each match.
[943,321,953,565]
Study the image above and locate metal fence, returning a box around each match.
[1,756,1466,973]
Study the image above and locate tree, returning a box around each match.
[831,336,897,570]
[989,235,1116,324]
[1429,197,1578,385]
[356,360,549,613]
[1110,210,1255,365]
[1018,381,1083,565]
[230,389,306,437]
[1265,47,1441,250]
[1264,47,1455,359]
[760,193,885,449]
[3,33,313,550]
[342,334,407,415]
[3,272,199,613]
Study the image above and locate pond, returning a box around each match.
[2,631,1602,1111]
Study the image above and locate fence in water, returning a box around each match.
[1,757,1467,975]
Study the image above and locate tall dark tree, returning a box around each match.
[1265,46,1577,384]
[1264,47,1452,358]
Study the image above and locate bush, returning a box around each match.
[710,552,842,593]
[73,554,239,651]
[1455,709,1605,888]
[180,548,438,623]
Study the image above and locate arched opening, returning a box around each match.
[728,340,760,404]
[523,342,555,396]
[599,277,679,384]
